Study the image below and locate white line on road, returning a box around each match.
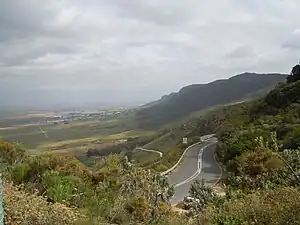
[173,140,217,188]
[160,141,202,176]
[160,134,216,176]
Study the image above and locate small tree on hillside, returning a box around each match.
[287,63,300,83]
[183,179,216,214]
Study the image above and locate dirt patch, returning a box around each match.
[171,204,188,214]
[44,142,116,155]
[0,124,34,130]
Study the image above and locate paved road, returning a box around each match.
[135,147,163,157]
[168,138,221,204]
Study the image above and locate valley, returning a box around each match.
[1,68,300,225]
[0,72,286,167]
[2,1,300,224]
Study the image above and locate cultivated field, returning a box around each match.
[0,111,154,157]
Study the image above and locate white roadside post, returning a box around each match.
[182,137,188,144]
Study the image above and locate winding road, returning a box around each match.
[135,147,163,157]
[136,135,221,204]
[167,137,221,204]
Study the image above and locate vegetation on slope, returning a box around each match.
[175,63,300,224]
[137,73,286,127]
[0,139,189,224]
[2,64,300,225]
[4,181,85,225]
[216,69,300,191]
[197,187,300,225]
[193,63,300,224]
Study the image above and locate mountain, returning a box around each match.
[137,73,287,127]
[140,93,177,108]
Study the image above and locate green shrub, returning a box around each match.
[237,148,284,176]
[42,171,77,203]
[125,196,150,221]
[283,126,300,149]
[11,163,31,182]
[0,140,26,165]
[198,187,300,225]
[287,64,300,83]
[265,81,300,109]
[184,180,217,214]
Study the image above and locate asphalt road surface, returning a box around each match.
[168,138,221,204]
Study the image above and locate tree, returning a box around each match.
[183,179,216,213]
[287,63,300,83]
[283,126,300,149]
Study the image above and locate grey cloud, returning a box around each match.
[0,0,55,41]
[111,0,190,26]
[226,45,257,59]
[1,0,300,108]
[0,39,78,66]
[282,29,300,50]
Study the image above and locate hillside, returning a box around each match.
[216,76,300,183]
[137,73,286,127]
[1,65,300,224]
[179,64,300,223]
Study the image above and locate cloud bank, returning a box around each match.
[1,0,300,108]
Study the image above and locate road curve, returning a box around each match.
[135,147,163,157]
[168,138,221,204]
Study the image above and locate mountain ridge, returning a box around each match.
[137,72,287,127]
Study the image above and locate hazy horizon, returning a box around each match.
[1,1,300,110]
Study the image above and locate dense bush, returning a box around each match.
[183,180,218,215]
[0,141,26,165]
[10,163,31,182]
[41,171,79,203]
[7,153,92,184]
[3,181,86,225]
[287,63,300,83]
[0,141,180,224]
[283,126,300,149]
[213,64,300,198]
[217,129,272,165]
[197,187,300,225]
[265,81,300,109]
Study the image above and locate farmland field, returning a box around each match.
[0,105,213,166]
[0,110,154,155]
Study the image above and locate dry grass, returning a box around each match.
[102,130,155,140]
[0,124,35,131]
[38,130,153,150]
[42,142,116,156]
[38,136,103,149]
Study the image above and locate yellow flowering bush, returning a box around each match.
[3,181,86,225]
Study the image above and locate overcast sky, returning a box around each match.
[1,0,300,108]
